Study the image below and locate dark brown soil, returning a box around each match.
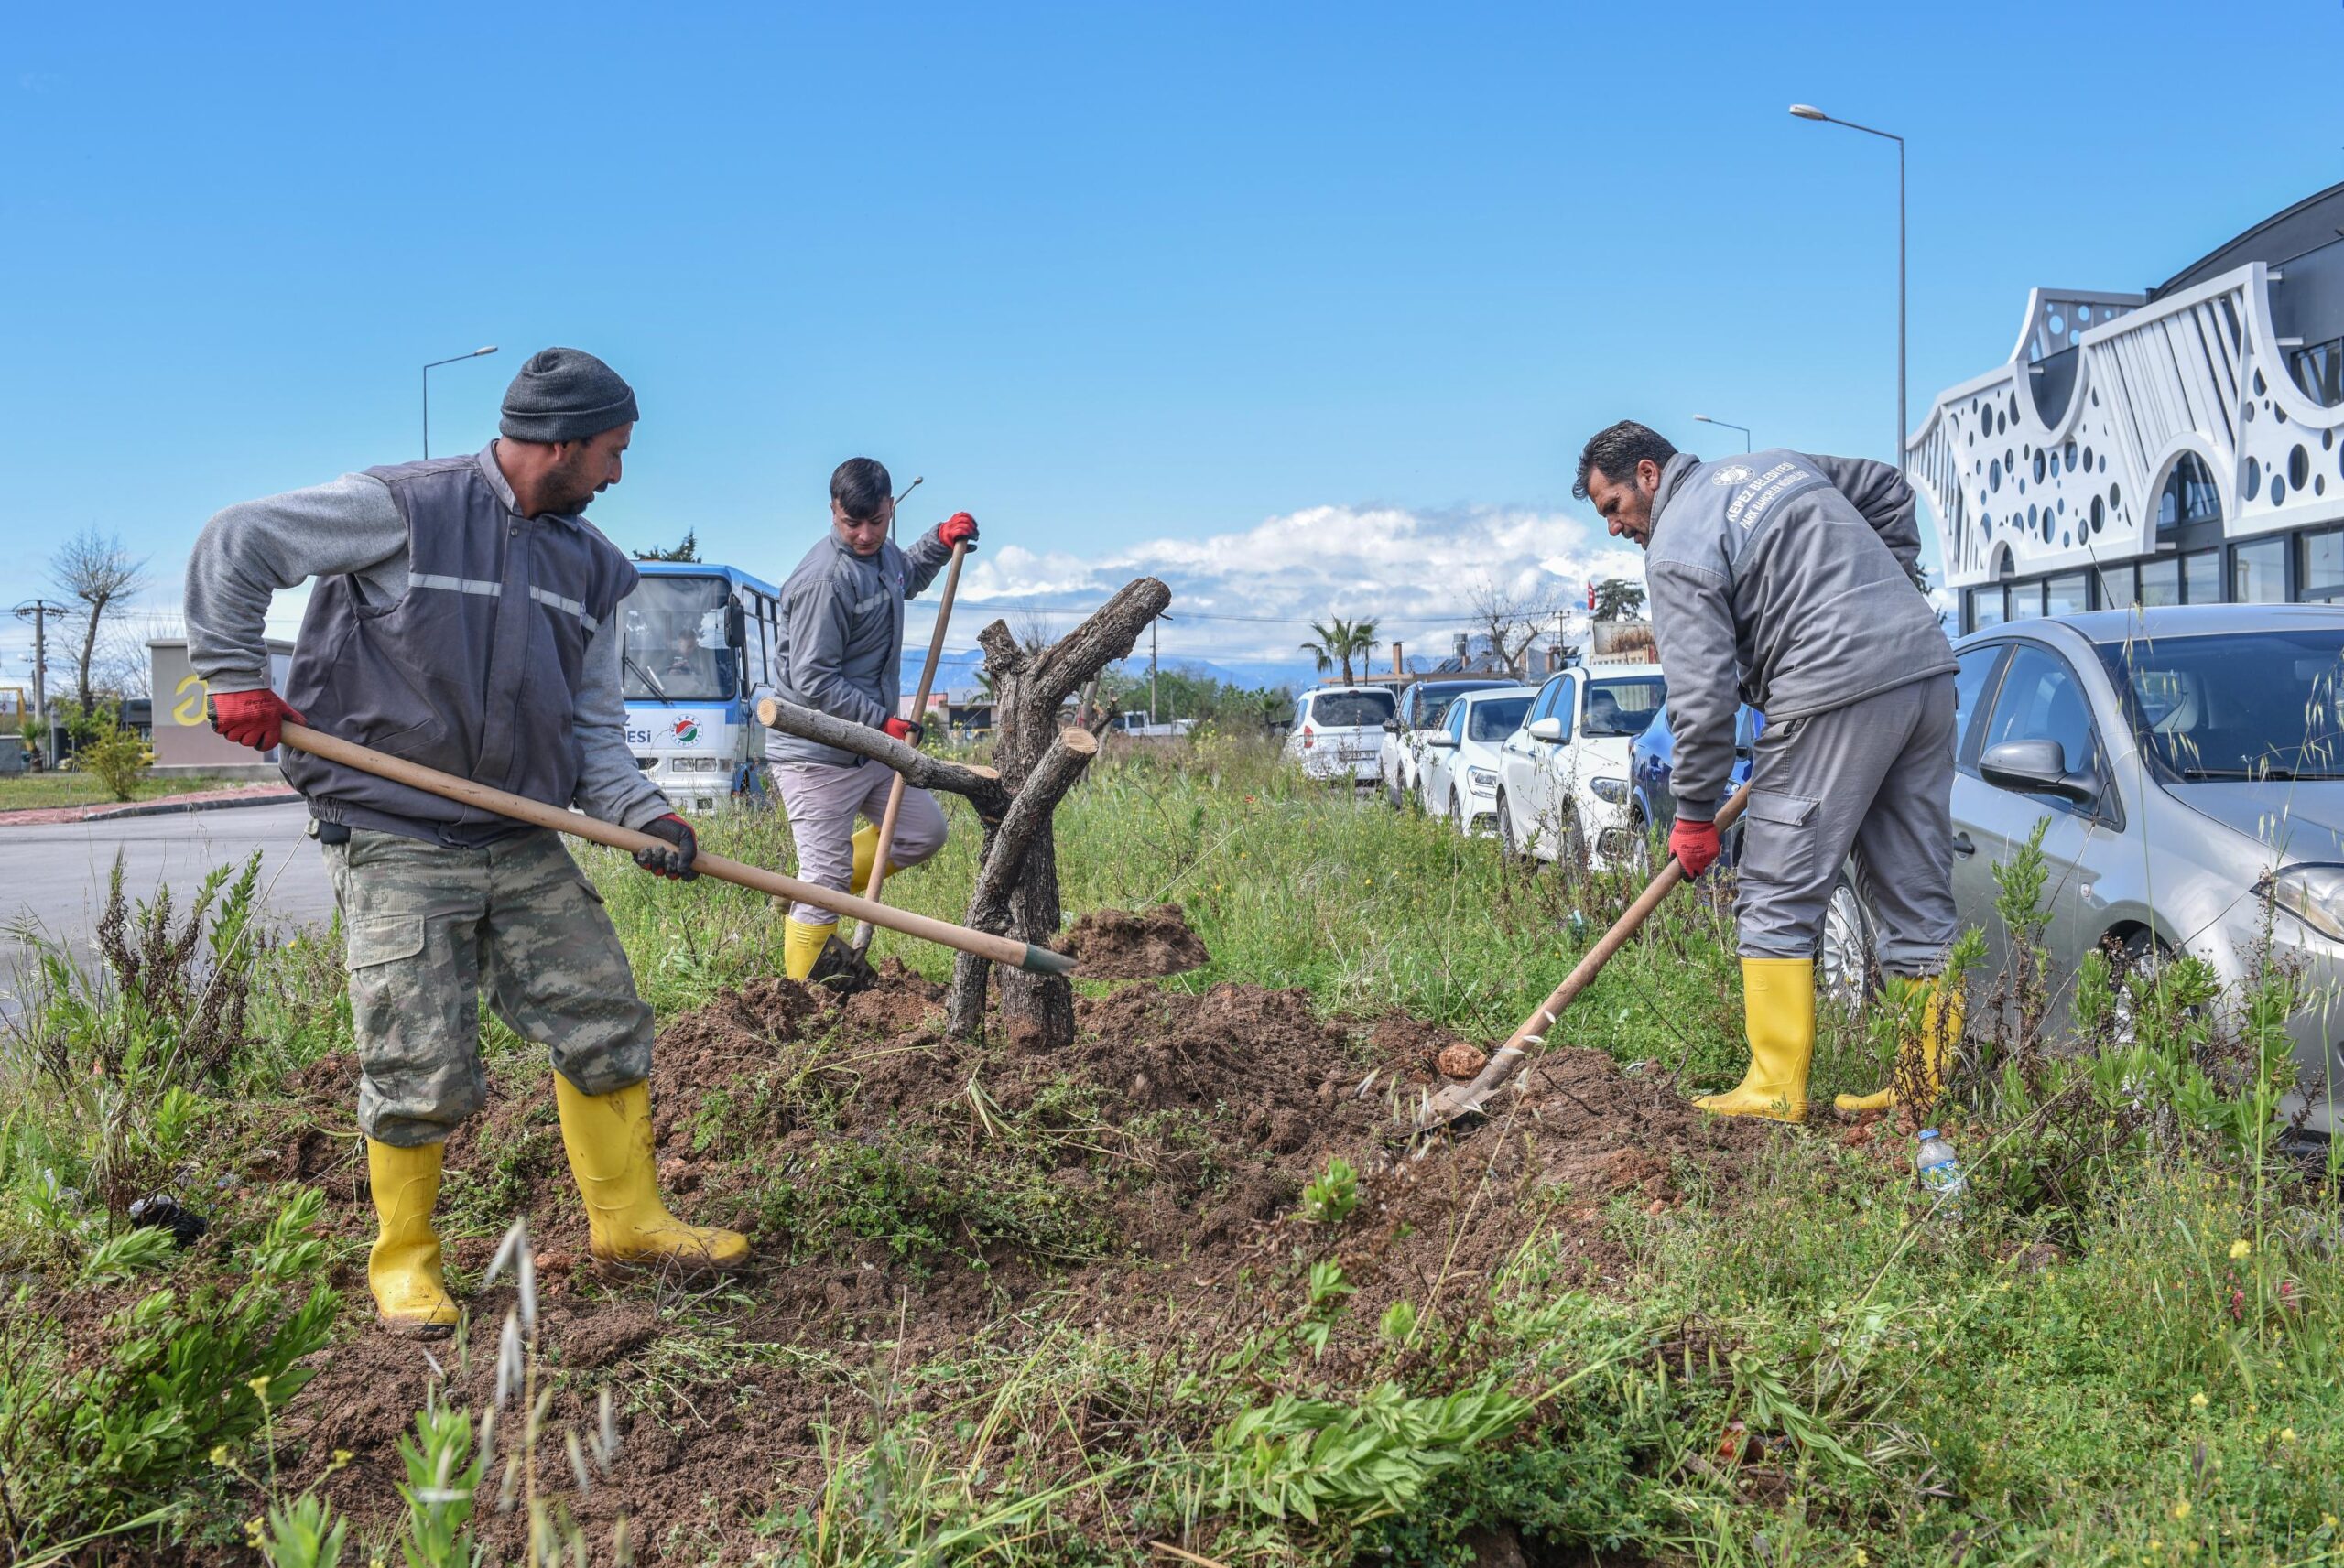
[1053,901,1210,979]
[254,968,1771,1561]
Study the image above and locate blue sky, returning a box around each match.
[5,0,2342,683]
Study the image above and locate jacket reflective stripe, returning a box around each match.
[409,572,503,596]
[528,585,599,632]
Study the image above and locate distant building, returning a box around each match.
[1910,182,2344,633]
[148,637,293,774]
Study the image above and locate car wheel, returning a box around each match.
[2108,928,2178,1046]
[1497,794,1534,866]
[1818,872,1876,1008]
[1448,789,1465,831]
[1386,771,1405,810]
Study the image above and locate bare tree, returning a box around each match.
[1463,576,1560,680]
[51,529,148,710]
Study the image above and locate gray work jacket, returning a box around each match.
[1645,449,1955,823]
[765,526,954,767]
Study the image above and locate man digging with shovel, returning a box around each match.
[185,348,747,1332]
[1573,420,1960,1123]
[765,458,978,981]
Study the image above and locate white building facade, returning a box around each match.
[1910,183,2344,633]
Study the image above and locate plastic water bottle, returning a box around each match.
[1915,1128,1966,1215]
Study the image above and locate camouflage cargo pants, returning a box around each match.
[321,827,653,1148]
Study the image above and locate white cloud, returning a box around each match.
[936,502,1646,666]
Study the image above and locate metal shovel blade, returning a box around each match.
[807,935,881,994]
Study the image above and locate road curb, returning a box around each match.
[0,789,299,827]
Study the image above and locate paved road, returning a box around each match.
[0,802,335,993]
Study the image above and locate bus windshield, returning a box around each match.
[619,575,735,702]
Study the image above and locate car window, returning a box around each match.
[1528,678,1563,724]
[1585,675,1666,738]
[1952,643,2006,766]
[1308,691,1394,728]
[1447,701,1468,741]
[1466,696,1534,742]
[1980,645,2102,797]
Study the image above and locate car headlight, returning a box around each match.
[2263,865,2344,942]
[1590,774,1628,804]
[1466,766,1497,795]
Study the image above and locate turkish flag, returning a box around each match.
[1585,581,1597,611]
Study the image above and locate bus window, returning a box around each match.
[620,575,734,701]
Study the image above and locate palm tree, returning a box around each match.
[1300,616,1381,685]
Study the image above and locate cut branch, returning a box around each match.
[755,696,1007,815]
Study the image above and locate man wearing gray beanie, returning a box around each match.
[183,346,748,1335]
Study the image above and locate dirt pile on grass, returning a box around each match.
[1054,901,1210,979]
[267,968,1769,1560]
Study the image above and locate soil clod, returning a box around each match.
[1054,901,1210,979]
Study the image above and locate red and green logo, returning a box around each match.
[670,717,700,745]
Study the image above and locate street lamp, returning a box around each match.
[422,346,499,458]
[1692,414,1752,453]
[1789,104,1904,464]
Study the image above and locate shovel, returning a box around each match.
[276,722,1075,978]
[1414,781,1753,1134]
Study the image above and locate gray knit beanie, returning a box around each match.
[499,348,638,444]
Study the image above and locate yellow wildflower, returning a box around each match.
[209,1444,228,1465]
[2173,1498,2193,1521]
[2190,1392,2208,1410]
[2280,1428,2296,1443]
[247,1375,272,1399]
[2230,1238,2252,1260]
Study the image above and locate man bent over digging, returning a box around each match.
[183,348,747,1333]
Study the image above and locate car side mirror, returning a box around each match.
[1525,716,1564,743]
[1382,719,1400,732]
[1425,732,1459,750]
[1980,738,2098,803]
[726,600,747,648]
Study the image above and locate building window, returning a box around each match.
[2157,454,2221,531]
[2182,549,2221,604]
[1969,588,2006,630]
[2290,335,2344,409]
[2045,572,2089,616]
[2140,557,2182,607]
[2233,537,2286,603]
[2301,528,2344,600]
[2008,580,2047,622]
[2096,563,2137,609]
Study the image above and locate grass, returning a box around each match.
[0,771,256,812]
[2,731,2341,1564]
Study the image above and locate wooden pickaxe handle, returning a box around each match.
[853,539,969,953]
[276,721,1072,977]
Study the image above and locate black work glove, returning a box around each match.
[635,813,699,881]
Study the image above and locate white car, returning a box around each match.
[1419,686,1540,833]
[1282,686,1397,784]
[1376,678,1513,810]
[1493,664,1668,868]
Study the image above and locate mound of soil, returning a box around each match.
[265,968,1771,1560]
[1054,901,1210,979]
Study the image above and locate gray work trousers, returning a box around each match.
[1735,673,1958,975]
[773,758,949,925]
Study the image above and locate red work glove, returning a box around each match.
[634,813,699,881]
[209,688,305,752]
[1669,817,1721,879]
[883,716,927,745]
[938,512,979,550]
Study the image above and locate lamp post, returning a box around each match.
[1692,414,1753,453]
[1789,104,1904,464]
[422,346,499,458]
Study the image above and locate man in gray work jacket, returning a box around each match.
[765,457,977,979]
[1573,420,1959,1124]
[184,348,746,1333]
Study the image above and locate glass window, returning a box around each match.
[1981,645,2103,798]
[2157,453,2222,530]
[2097,628,2344,781]
[1952,643,2004,760]
[618,575,735,701]
[1583,675,1666,737]
[2139,557,2182,607]
[2007,580,2047,622]
[2233,537,2286,603]
[1529,677,1568,724]
[1307,690,1394,728]
[1465,695,1535,742]
[2181,549,2220,604]
[2095,564,2136,609]
[1416,681,1503,731]
[2044,572,2089,617]
[2301,529,2344,600]
[1969,588,2006,630]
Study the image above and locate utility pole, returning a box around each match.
[12,599,70,732]
[1149,614,1160,724]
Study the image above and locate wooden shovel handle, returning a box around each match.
[854,540,970,951]
[276,721,1072,976]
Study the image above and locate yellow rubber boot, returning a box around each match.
[553,1075,750,1275]
[1835,975,1964,1114]
[783,917,839,980]
[1695,957,1815,1123]
[365,1139,460,1334]
[850,823,880,895]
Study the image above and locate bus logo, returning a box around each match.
[671,717,700,745]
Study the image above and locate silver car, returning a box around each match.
[1949,605,2344,1137]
